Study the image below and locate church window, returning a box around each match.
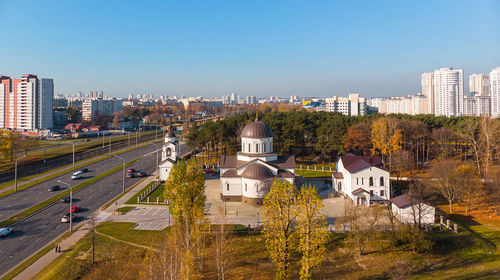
[255,143,259,153]
[369,177,373,186]
[248,143,251,153]
[362,178,364,185]
[226,183,229,191]
[356,178,359,184]
[380,177,384,186]
[380,190,385,197]
[245,183,247,191]
[263,143,266,153]
[166,148,171,156]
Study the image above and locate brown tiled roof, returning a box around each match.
[391,194,413,208]
[277,169,295,178]
[221,169,239,177]
[352,188,369,195]
[340,154,386,173]
[220,155,237,168]
[332,172,343,179]
[241,163,275,179]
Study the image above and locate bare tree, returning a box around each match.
[432,160,462,214]
[347,205,384,255]
[407,180,434,229]
[214,224,233,280]
[480,117,500,179]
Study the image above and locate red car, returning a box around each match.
[71,206,81,213]
[127,168,136,173]
[203,168,215,175]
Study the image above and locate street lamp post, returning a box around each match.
[15,155,27,192]
[128,132,130,147]
[135,130,138,148]
[102,133,105,148]
[151,143,160,173]
[72,141,84,170]
[58,180,73,232]
[155,125,158,142]
[112,155,126,193]
[109,135,112,155]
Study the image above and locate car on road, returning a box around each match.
[48,185,60,192]
[61,213,76,223]
[60,195,71,203]
[71,205,81,213]
[135,171,147,177]
[80,167,88,173]
[71,171,83,180]
[0,227,13,237]
[203,168,215,175]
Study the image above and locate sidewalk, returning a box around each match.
[9,172,158,280]
[1,139,157,195]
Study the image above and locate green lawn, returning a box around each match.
[295,169,332,178]
[125,180,161,204]
[115,206,134,214]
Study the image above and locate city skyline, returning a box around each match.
[1,0,499,97]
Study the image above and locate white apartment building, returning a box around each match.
[433,67,464,117]
[82,99,123,121]
[326,93,366,116]
[367,94,428,115]
[469,73,490,96]
[421,72,434,114]
[0,74,53,130]
[491,67,500,118]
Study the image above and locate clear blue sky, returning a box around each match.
[1,0,499,98]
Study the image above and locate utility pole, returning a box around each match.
[102,133,105,148]
[109,135,112,155]
[135,130,138,148]
[128,132,130,147]
[155,125,158,141]
[43,140,46,163]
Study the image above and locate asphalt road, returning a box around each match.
[0,147,159,276]
[0,143,160,222]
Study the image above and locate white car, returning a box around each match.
[71,171,83,180]
[0,227,13,237]
[61,213,76,223]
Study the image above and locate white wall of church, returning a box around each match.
[221,178,242,197]
[241,178,270,198]
[241,137,273,154]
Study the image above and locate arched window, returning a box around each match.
[380,177,384,186]
[166,148,171,156]
[369,177,373,186]
[263,143,266,153]
[245,183,247,192]
[248,143,251,153]
[226,182,229,191]
[255,143,259,153]
[338,182,342,190]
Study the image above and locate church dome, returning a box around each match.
[241,121,274,139]
[241,163,274,180]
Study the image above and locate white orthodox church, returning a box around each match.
[220,119,296,205]
[159,127,179,181]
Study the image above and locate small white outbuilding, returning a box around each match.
[391,193,436,226]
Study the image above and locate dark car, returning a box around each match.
[135,171,147,177]
[60,195,71,203]
[48,185,60,192]
[80,167,88,173]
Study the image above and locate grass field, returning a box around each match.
[295,169,332,178]
[125,180,161,204]
[115,206,134,214]
[30,215,500,280]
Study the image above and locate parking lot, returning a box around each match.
[105,206,171,230]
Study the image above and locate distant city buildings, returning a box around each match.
[0,74,54,130]
[325,93,366,116]
[82,99,123,121]
[369,66,498,117]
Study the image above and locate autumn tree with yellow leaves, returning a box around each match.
[262,180,328,280]
[371,117,403,170]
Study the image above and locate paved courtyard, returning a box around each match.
[105,206,172,230]
[205,178,346,227]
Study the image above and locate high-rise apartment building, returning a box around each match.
[0,74,53,130]
[469,73,490,96]
[491,67,500,117]
[421,72,434,114]
[432,67,464,117]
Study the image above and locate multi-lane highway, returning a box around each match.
[0,144,160,276]
[0,143,160,221]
